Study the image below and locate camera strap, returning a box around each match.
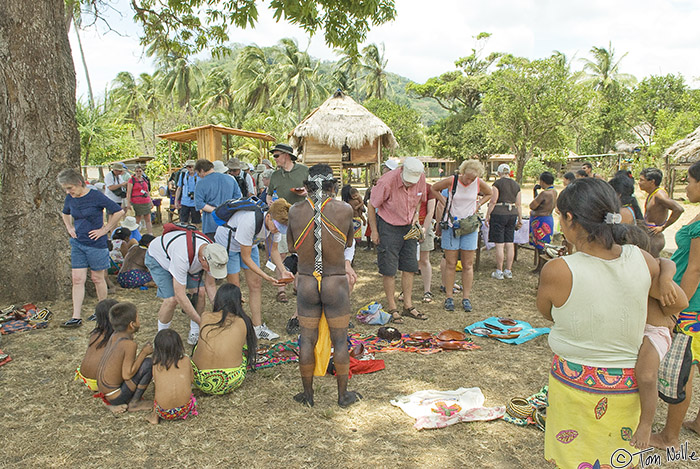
[442,174,459,224]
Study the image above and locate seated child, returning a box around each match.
[117,234,156,289]
[96,302,153,413]
[190,284,256,395]
[621,228,689,449]
[147,329,198,424]
[342,184,366,241]
[76,299,118,391]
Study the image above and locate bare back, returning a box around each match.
[530,189,557,217]
[153,356,193,409]
[97,334,137,394]
[80,332,108,379]
[192,312,247,370]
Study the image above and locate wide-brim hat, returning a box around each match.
[184,160,196,167]
[269,143,297,161]
[254,164,266,173]
[110,162,125,171]
[120,216,139,231]
[213,160,228,173]
[226,158,243,171]
[261,158,274,168]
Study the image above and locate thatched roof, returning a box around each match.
[666,125,700,164]
[290,90,398,150]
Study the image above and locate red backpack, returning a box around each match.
[160,223,212,265]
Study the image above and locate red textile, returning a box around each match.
[348,356,385,378]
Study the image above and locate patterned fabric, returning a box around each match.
[117,269,153,288]
[529,215,553,250]
[191,359,247,395]
[254,341,299,369]
[347,332,479,354]
[550,355,638,394]
[74,366,98,392]
[154,393,198,421]
[545,355,640,469]
[658,331,694,403]
[352,217,363,240]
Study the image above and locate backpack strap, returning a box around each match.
[442,174,459,223]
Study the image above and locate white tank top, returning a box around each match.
[449,177,478,219]
[548,244,650,368]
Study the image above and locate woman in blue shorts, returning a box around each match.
[431,160,492,313]
[59,169,124,328]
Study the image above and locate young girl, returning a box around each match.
[342,184,366,242]
[75,299,118,391]
[536,178,674,468]
[190,284,257,395]
[147,329,197,424]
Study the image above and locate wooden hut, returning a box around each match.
[665,125,700,194]
[289,90,398,182]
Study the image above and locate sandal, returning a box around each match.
[387,309,404,324]
[276,291,288,303]
[422,291,433,303]
[402,306,428,321]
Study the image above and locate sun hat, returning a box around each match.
[184,159,196,167]
[401,157,424,184]
[269,143,297,161]
[497,163,511,174]
[226,158,243,171]
[273,220,288,235]
[255,164,266,173]
[383,159,399,171]
[261,158,274,168]
[120,216,139,231]
[202,244,229,279]
[213,160,228,173]
[110,162,125,171]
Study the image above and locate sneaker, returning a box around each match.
[462,298,473,312]
[444,298,455,311]
[187,330,199,345]
[286,317,300,335]
[255,323,280,341]
[491,270,504,280]
[61,318,82,328]
[504,270,513,279]
[87,314,97,321]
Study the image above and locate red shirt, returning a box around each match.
[370,168,427,226]
[418,183,434,224]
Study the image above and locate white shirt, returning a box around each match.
[147,231,208,285]
[214,211,280,252]
[104,171,128,203]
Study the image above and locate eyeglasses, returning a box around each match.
[272,153,281,159]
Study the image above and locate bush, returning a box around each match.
[523,158,556,182]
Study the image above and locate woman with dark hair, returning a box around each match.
[537,177,670,467]
[190,284,256,395]
[651,160,700,449]
[609,174,643,222]
[76,299,118,391]
[125,165,154,235]
[117,234,156,289]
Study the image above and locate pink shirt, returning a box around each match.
[370,168,427,226]
[449,177,479,219]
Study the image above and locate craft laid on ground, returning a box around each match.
[0,349,11,367]
[390,387,506,430]
[254,341,299,369]
[349,330,481,354]
[0,303,53,335]
[501,386,548,431]
[465,317,550,344]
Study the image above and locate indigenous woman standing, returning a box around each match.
[431,160,492,313]
[125,165,153,235]
[58,169,124,328]
[537,178,674,468]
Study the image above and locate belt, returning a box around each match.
[496,203,515,209]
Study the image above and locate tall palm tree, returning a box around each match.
[110,71,146,144]
[201,67,235,113]
[271,38,326,120]
[333,47,362,96]
[65,0,96,109]
[360,43,391,100]
[233,45,274,115]
[156,52,203,112]
[579,42,636,91]
[137,72,161,155]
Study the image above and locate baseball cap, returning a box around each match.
[497,163,511,174]
[203,244,228,279]
[401,157,424,184]
[383,159,399,171]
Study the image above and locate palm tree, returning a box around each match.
[110,71,146,144]
[233,45,274,115]
[333,47,362,96]
[65,0,96,108]
[201,67,235,113]
[137,73,161,155]
[579,42,636,91]
[271,38,326,120]
[156,52,203,112]
[360,43,391,100]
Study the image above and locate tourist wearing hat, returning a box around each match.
[117,216,142,242]
[266,143,309,303]
[104,162,129,208]
[226,158,254,197]
[175,160,201,225]
[145,231,229,345]
[367,157,429,323]
[485,163,522,280]
[193,159,241,240]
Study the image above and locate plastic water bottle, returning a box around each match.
[272,190,279,201]
[453,216,460,229]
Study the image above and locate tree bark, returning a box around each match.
[0,0,78,301]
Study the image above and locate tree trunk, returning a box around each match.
[0,0,78,301]
[515,148,528,185]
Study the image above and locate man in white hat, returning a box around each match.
[194,159,241,240]
[175,160,201,225]
[145,230,229,344]
[367,156,429,323]
[104,162,129,209]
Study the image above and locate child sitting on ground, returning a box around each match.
[621,228,689,449]
[96,302,153,413]
[75,299,118,391]
[147,329,197,424]
[117,234,156,289]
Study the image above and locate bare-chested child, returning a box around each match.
[529,171,557,272]
[76,299,118,391]
[147,329,197,424]
[638,167,684,257]
[288,164,362,408]
[96,302,153,413]
[190,283,257,395]
[619,228,689,449]
[342,184,366,243]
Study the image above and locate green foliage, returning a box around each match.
[75,99,140,167]
[631,74,690,128]
[363,98,425,156]
[522,157,556,182]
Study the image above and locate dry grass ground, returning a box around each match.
[1,186,700,468]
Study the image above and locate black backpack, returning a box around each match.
[213,197,268,250]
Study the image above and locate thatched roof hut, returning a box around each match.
[665,125,700,164]
[290,90,397,180]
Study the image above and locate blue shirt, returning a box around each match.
[63,189,122,249]
[195,172,241,234]
[178,172,198,207]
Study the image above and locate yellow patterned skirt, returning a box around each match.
[544,355,640,469]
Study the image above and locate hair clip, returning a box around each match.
[604,212,622,224]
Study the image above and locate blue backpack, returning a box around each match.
[213,197,268,250]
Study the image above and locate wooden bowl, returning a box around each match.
[498,318,517,326]
[409,331,432,341]
[437,329,467,341]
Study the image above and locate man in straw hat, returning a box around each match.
[175,160,201,225]
[104,162,129,210]
[193,159,241,240]
[226,157,254,197]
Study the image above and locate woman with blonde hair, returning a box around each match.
[431,160,492,312]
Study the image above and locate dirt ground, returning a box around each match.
[1,185,700,468]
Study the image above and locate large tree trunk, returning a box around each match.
[0,0,78,301]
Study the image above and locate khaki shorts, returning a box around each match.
[419,227,435,252]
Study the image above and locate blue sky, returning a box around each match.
[70,0,700,100]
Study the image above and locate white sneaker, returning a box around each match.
[491,270,504,280]
[504,270,513,279]
[187,330,199,345]
[255,323,280,341]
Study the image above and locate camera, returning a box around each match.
[188,192,195,198]
[439,220,450,230]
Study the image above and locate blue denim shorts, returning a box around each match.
[70,238,110,271]
[441,226,479,251]
[144,253,203,299]
[227,248,260,275]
